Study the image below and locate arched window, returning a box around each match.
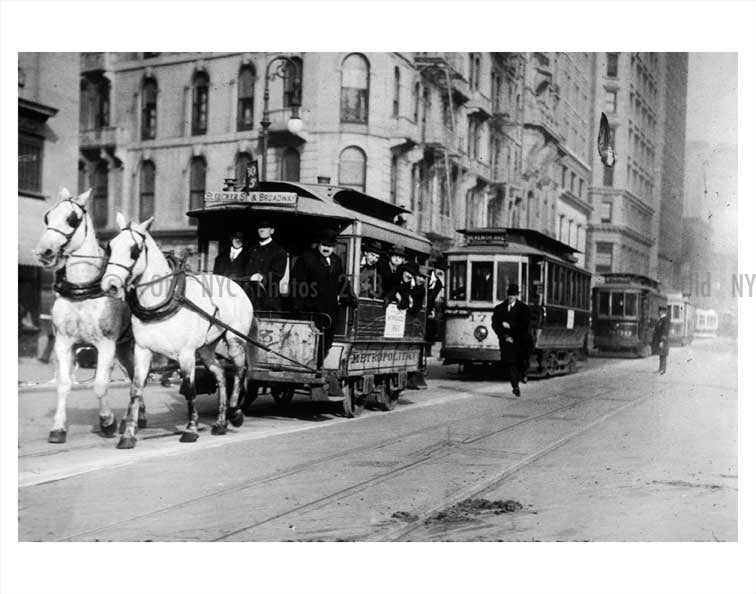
[140,160,155,220]
[235,152,253,188]
[189,157,206,226]
[92,160,108,228]
[340,54,369,123]
[237,64,256,131]
[392,66,400,117]
[338,146,366,192]
[191,71,209,135]
[141,77,158,140]
[281,147,300,182]
[283,57,302,108]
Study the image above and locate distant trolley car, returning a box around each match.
[695,308,719,339]
[188,180,431,417]
[665,292,695,346]
[592,273,667,357]
[441,228,592,377]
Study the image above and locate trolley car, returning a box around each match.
[695,308,719,338]
[441,228,592,377]
[665,291,695,346]
[188,180,431,417]
[592,273,667,357]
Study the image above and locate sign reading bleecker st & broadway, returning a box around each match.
[204,191,298,206]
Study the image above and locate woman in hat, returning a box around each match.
[246,218,287,311]
[491,283,531,397]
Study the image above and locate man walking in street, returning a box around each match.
[491,284,530,397]
[652,305,670,374]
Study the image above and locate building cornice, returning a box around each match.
[19,98,58,120]
[588,223,654,247]
[559,189,593,214]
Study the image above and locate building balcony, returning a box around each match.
[390,117,421,147]
[79,126,118,149]
[80,52,112,74]
[468,157,491,182]
[417,208,454,239]
[421,123,458,152]
[414,53,470,104]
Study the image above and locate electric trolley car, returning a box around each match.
[665,291,695,346]
[188,180,431,417]
[441,228,592,377]
[592,273,667,357]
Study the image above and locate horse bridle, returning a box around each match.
[105,226,148,282]
[43,199,87,249]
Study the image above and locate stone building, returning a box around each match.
[18,53,80,343]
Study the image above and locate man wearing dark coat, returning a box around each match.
[359,239,384,299]
[380,245,407,303]
[652,305,670,374]
[246,219,287,311]
[291,229,357,358]
[491,284,531,397]
[213,230,251,297]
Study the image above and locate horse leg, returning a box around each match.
[178,349,200,442]
[49,337,74,443]
[115,339,147,428]
[225,337,246,428]
[94,339,118,437]
[198,344,229,435]
[117,344,151,449]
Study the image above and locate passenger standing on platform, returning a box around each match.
[246,219,287,311]
[491,284,530,397]
[652,306,670,374]
[213,230,251,296]
[291,229,357,358]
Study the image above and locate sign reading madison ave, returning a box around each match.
[204,191,298,206]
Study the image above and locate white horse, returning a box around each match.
[101,213,253,448]
[33,188,142,444]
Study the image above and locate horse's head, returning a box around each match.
[33,188,91,269]
[101,212,154,299]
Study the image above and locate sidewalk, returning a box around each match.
[17,357,130,392]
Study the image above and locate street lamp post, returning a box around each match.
[260,55,303,182]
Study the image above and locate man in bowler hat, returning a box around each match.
[491,283,531,397]
[246,218,287,311]
[291,228,357,359]
[652,305,670,374]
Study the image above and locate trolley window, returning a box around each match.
[611,291,625,316]
[598,291,610,316]
[471,261,494,301]
[672,304,681,320]
[449,261,467,301]
[496,261,518,301]
[625,292,637,317]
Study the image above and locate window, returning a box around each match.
[78,161,87,194]
[578,178,584,198]
[18,134,42,194]
[570,172,576,194]
[188,157,206,226]
[595,242,613,274]
[449,261,467,301]
[390,154,398,204]
[341,53,369,123]
[338,146,366,191]
[600,201,613,223]
[625,293,638,317]
[605,90,617,113]
[92,160,108,227]
[281,147,300,182]
[139,160,155,220]
[603,165,614,187]
[598,291,610,315]
[191,71,209,135]
[606,53,619,77]
[79,74,110,130]
[561,165,567,187]
[413,82,420,122]
[473,54,481,90]
[283,57,302,108]
[392,66,400,117]
[235,152,253,188]
[470,261,494,301]
[141,77,158,140]
[496,261,518,301]
[611,291,625,317]
[237,64,255,131]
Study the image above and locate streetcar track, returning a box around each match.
[56,384,623,541]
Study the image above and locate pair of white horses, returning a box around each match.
[33,188,254,448]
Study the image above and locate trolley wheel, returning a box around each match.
[342,382,365,418]
[544,351,558,377]
[271,386,295,408]
[376,382,399,412]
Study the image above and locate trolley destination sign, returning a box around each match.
[204,191,298,206]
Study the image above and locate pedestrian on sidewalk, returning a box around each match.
[652,305,670,374]
[491,284,530,397]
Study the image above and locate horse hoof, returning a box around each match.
[211,424,227,436]
[137,417,148,429]
[228,409,244,428]
[48,429,67,444]
[180,432,199,443]
[100,417,118,438]
[117,436,136,449]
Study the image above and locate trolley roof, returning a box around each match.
[595,273,661,291]
[444,227,581,262]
